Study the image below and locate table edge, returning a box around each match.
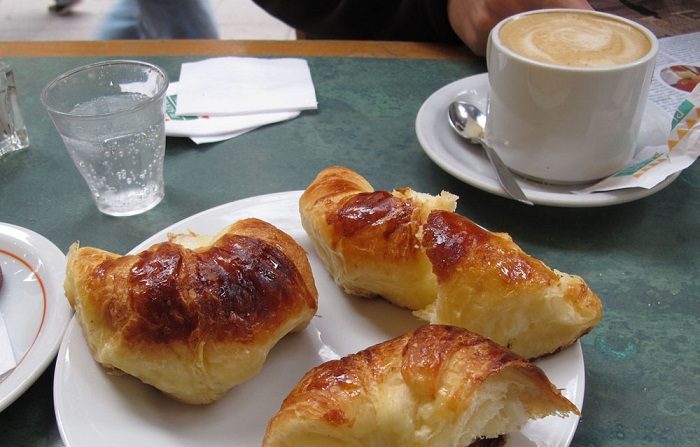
[0,39,471,60]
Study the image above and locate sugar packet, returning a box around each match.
[576,84,700,193]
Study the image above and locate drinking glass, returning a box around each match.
[41,60,169,216]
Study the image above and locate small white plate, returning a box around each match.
[55,191,584,447]
[0,222,73,412]
[416,73,680,207]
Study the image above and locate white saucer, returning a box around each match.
[416,73,680,207]
[0,222,73,412]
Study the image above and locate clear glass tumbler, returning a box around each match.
[0,60,30,157]
[41,60,169,217]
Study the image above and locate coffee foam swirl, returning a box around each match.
[500,12,651,67]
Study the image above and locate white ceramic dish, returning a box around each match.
[416,73,680,207]
[55,191,585,446]
[0,222,73,412]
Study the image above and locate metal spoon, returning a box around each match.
[448,101,533,206]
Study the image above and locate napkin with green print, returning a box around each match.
[165,82,300,144]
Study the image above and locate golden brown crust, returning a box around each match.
[263,325,579,447]
[64,218,318,404]
[328,191,424,266]
[299,166,456,310]
[299,166,602,359]
[420,210,602,358]
[299,165,375,209]
[422,210,558,293]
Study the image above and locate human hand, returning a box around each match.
[447,0,593,56]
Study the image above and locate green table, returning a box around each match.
[0,42,698,447]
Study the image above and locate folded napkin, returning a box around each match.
[175,57,317,116]
[165,82,300,144]
[165,57,316,143]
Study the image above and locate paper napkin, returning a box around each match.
[165,82,300,144]
[0,313,16,377]
[175,57,317,116]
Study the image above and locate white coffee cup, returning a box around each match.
[485,9,659,184]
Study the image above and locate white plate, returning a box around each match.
[416,73,680,207]
[55,191,584,446]
[0,222,73,412]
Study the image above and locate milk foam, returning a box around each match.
[500,12,651,67]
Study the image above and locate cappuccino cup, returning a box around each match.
[486,9,658,184]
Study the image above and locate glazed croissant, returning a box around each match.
[299,165,458,310]
[299,166,602,359]
[263,324,579,447]
[64,218,318,404]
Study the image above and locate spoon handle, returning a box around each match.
[481,143,534,206]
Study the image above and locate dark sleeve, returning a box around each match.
[251,0,461,43]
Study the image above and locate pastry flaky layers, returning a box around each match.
[263,324,579,447]
[299,166,602,359]
[64,218,318,404]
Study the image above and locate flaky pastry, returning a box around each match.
[299,165,457,310]
[263,324,579,447]
[64,218,318,404]
[299,166,602,359]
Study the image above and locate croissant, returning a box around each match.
[299,166,602,359]
[64,218,318,404]
[299,165,457,310]
[263,324,579,447]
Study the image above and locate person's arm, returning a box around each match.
[447,0,593,56]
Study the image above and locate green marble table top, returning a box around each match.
[0,54,698,447]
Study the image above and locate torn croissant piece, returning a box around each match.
[299,166,602,359]
[417,210,602,358]
[64,218,318,404]
[263,325,579,447]
[299,165,457,310]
